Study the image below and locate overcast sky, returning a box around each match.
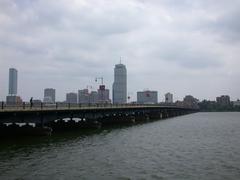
[0,0,239,102]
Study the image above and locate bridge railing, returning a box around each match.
[0,101,183,111]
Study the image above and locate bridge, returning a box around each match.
[0,103,198,136]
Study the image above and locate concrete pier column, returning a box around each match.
[40,114,44,127]
[134,112,145,122]
[145,114,150,121]
[162,111,168,119]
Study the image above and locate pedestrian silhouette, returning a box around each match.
[30,97,33,108]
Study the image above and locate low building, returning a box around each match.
[43,96,54,103]
[137,90,158,104]
[233,99,240,107]
[66,92,78,104]
[175,100,184,107]
[183,95,199,109]
[216,95,231,106]
[6,95,22,105]
[32,99,42,105]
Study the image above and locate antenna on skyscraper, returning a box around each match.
[120,56,122,64]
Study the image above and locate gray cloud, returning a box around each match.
[0,0,239,101]
[207,9,240,43]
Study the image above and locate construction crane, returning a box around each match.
[95,77,104,85]
[95,77,105,104]
[86,85,93,92]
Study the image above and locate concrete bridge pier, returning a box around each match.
[98,112,135,126]
[98,114,112,126]
[173,110,180,117]
[47,119,64,131]
[134,112,147,122]
[84,114,102,129]
[149,111,162,121]
[123,113,136,124]
[160,110,167,119]
[167,110,175,118]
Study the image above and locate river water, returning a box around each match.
[0,112,240,180]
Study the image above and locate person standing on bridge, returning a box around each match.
[30,97,33,109]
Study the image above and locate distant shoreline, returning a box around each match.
[199,110,240,112]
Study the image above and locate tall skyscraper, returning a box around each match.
[44,88,56,103]
[8,68,18,95]
[112,63,127,104]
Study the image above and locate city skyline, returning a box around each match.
[2,66,239,104]
[0,0,239,101]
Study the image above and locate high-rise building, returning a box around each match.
[44,88,56,103]
[78,89,89,104]
[97,85,110,103]
[112,63,127,104]
[137,90,158,104]
[8,68,18,95]
[89,91,98,104]
[66,92,78,104]
[165,92,173,103]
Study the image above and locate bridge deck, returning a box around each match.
[0,103,198,126]
[0,104,190,113]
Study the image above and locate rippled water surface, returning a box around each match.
[1,112,240,180]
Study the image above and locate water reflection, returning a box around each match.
[1,112,240,180]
